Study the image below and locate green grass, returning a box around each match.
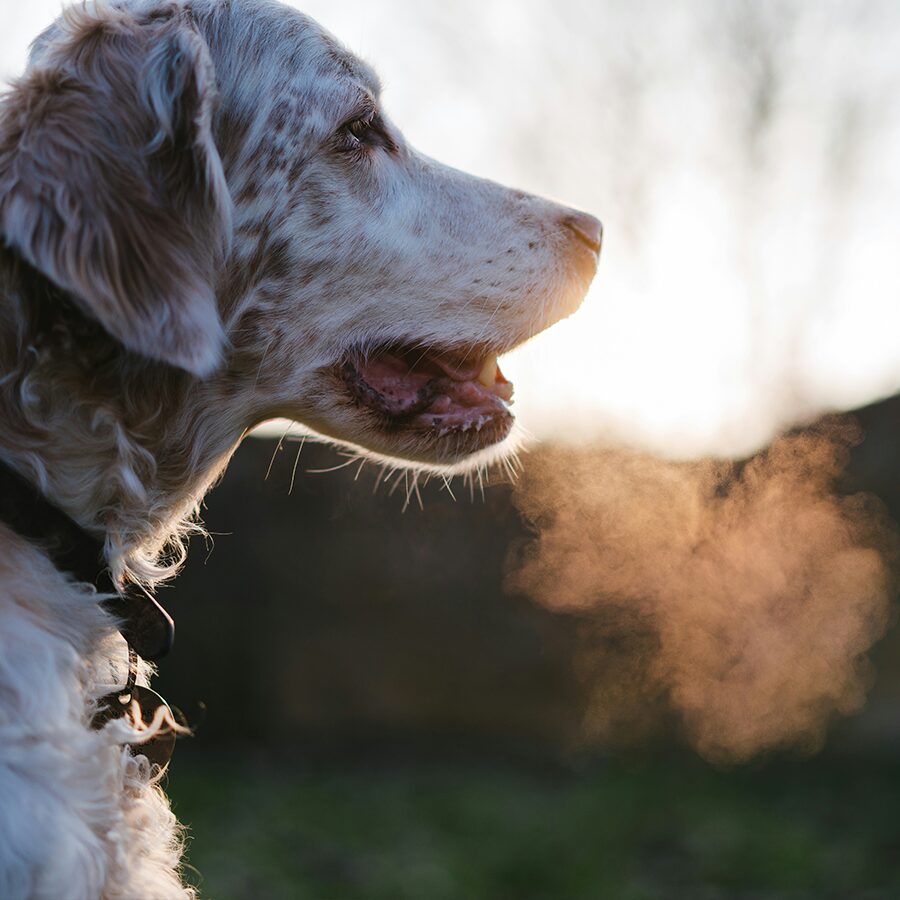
[169,750,900,900]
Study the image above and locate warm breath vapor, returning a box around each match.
[509,421,900,762]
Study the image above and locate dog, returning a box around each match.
[0,0,601,895]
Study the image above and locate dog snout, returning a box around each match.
[561,211,603,255]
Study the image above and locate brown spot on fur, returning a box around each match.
[215,107,252,172]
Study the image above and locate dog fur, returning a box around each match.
[0,0,599,895]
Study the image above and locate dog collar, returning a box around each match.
[0,457,174,661]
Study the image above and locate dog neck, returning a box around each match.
[0,456,175,660]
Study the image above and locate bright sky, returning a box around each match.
[4,1,900,458]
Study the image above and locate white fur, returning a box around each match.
[0,525,187,898]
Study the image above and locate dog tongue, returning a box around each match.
[344,355,435,416]
[348,348,513,420]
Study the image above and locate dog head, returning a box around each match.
[0,0,600,472]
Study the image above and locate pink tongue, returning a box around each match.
[358,355,434,412]
[355,352,508,421]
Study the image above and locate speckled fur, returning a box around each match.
[0,0,597,894]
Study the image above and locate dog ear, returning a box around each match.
[0,5,232,376]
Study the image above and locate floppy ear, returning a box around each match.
[0,5,232,376]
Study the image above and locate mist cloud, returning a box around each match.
[509,419,900,761]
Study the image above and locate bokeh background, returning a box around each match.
[159,402,900,900]
[5,1,900,898]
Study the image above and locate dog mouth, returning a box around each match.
[338,343,515,450]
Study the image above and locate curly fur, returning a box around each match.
[0,0,599,894]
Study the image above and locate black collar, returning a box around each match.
[0,457,174,661]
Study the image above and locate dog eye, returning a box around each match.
[338,115,376,151]
[337,112,396,155]
[347,117,374,142]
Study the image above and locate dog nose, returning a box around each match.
[562,212,603,254]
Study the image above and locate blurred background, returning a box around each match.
[157,402,900,900]
[5,1,900,897]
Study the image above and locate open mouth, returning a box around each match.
[338,343,515,451]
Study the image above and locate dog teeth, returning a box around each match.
[436,416,492,436]
[477,354,498,387]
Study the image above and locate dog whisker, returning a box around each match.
[264,424,291,480]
